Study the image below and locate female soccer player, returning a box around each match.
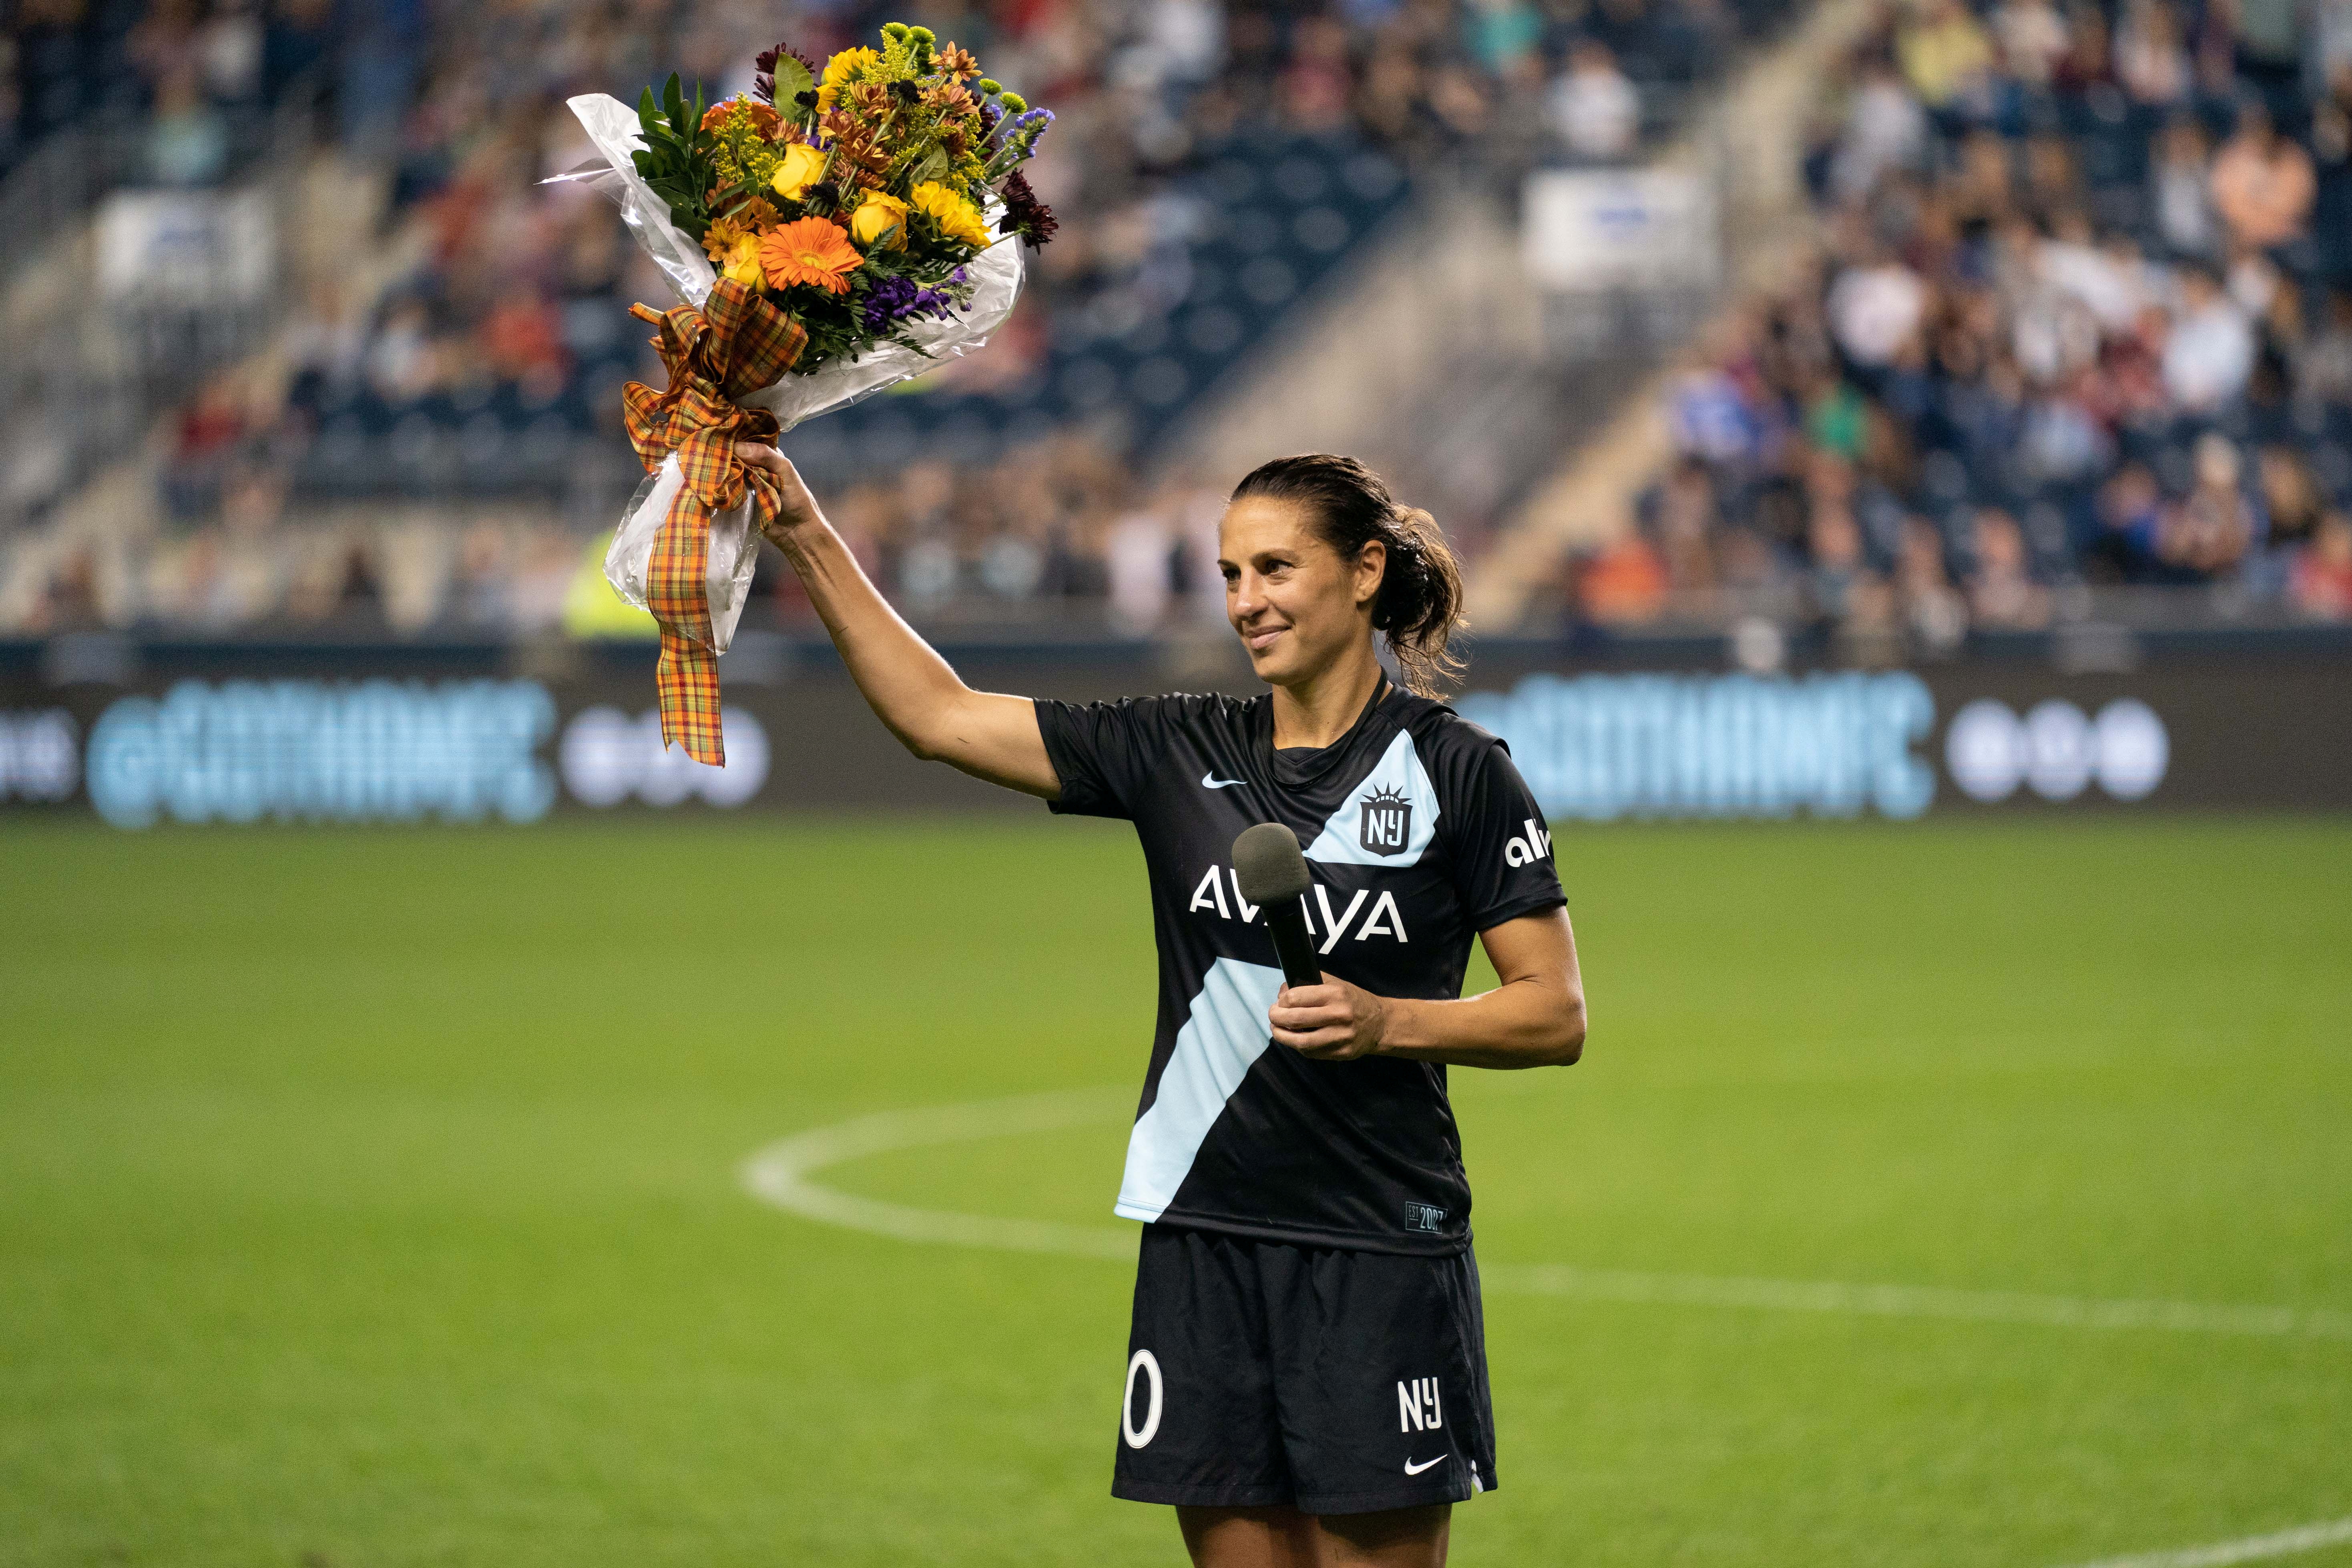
[736,443,1587,1568]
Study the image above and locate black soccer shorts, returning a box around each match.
[1110,1225,1498,1516]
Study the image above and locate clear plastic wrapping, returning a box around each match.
[550,92,1026,651]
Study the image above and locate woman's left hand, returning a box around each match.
[1269,976,1389,1062]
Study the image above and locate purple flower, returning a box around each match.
[986,103,1053,153]
[860,273,958,333]
[996,168,1057,248]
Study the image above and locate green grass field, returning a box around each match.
[3,816,2348,1567]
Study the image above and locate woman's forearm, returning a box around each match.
[747,443,1057,796]
[774,518,968,754]
[1267,908,1586,1068]
[1375,977,1586,1069]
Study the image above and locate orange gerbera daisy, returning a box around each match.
[758,217,863,294]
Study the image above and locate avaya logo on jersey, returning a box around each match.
[1503,818,1552,867]
[1187,864,1410,952]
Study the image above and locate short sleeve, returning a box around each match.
[1033,696,1179,821]
[1440,734,1566,932]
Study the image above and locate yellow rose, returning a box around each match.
[849,193,909,250]
[910,181,991,250]
[722,232,766,290]
[770,141,828,201]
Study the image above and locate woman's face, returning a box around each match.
[1219,496,1384,691]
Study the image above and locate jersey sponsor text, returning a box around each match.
[1188,864,1409,950]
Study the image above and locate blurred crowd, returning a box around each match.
[0,0,339,184]
[2,0,1790,638]
[1594,0,2352,644]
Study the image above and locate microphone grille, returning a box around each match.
[1232,822,1311,904]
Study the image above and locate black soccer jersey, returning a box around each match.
[1036,684,1566,1257]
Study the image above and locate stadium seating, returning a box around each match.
[1597,0,2352,637]
[2,0,1795,637]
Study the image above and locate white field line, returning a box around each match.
[1481,1265,2352,1340]
[2058,1516,2352,1568]
[739,1088,1138,1263]
[737,1090,2352,1341]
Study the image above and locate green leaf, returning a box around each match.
[909,147,948,187]
[771,54,815,106]
[663,74,685,133]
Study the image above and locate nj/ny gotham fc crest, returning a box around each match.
[1358,785,1412,855]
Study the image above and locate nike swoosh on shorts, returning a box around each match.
[1403,1454,1448,1476]
[1201,772,1243,788]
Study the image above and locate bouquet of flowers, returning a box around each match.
[557,24,1056,764]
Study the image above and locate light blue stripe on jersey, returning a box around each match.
[1301,728,1441,867]
[1114,957,1286,1224]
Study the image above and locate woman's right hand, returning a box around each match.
[734,442,822,541]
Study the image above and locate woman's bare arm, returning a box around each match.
[735,441,1059,798]
[1267,905,1586,1068]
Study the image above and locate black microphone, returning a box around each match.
[1233,823,1322,989]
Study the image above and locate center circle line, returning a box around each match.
[737,1089,2352,1341]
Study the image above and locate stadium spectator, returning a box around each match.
[2151,116,2219,259]
[0,0,1813,640]
[2257,445,2326,555]
[1826,243,1928,369]
[1898,0,1996,110]
[1652,455,1723,594]
[1990,0,2068,88]
[2050,1,2112,92]
[1464,0,1544,76]
[1547,38,1641,161]
[2161,265,2254,412]
[2297,287,2352,404]
[1804,456,1875,625]
[2208,104,2316,252]
[146,63,228,185]
[1577,531,1671,622]
[364,299,440,405]
[2324,0,2352,82]
[2090,459,2165,580]
[1106,500,1178,633]
[2293,511,2352,616]
[161,374,247,524]
[1965,506,2050,627]
[1281,15,1356,132]
[1830,56,1929,203]
[2112,0,2192,105]
[1625,0,2352,642]
[1896,514,1968,652]
[2160,431,2258,578]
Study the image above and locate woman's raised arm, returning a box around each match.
[735,441,1060,799]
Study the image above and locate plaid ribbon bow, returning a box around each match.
[621,277,808,765]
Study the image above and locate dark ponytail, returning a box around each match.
[1229,453,1467,696]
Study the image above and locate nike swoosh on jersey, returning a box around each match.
[1201,772,1243,789]
[1403,1454,1448,1476]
